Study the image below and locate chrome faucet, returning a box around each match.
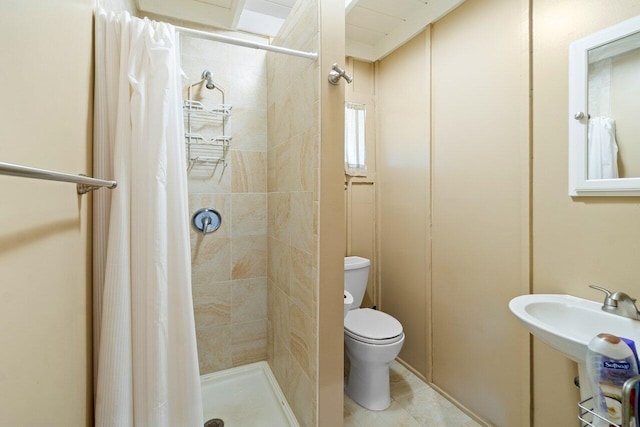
[590,285,640,320]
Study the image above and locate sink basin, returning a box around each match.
[509,294,640,363]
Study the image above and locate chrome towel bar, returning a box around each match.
[0,161,117,194]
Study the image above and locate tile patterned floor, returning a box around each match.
[344,361,481,427]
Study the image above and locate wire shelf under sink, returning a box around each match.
[577,375,640,427]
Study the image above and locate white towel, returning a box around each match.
[588,116,619,179]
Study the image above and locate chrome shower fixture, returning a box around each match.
[202,69,215,90]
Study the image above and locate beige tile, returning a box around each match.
[376,401,422,427]
[290,246,313,315]
[267,101,279,145]
[289,191,314,253]
[187,161,231,194]
[289,302,313,379]
[231,319,267,366]
[181,36,229,64]
[313,200,319,236]
[291,77,317,138]
[270,285,290,355]
[287,357,314,427]
[395,386,480,427]
[267,192,290,241]
[266,278,276,359]
[191,236,231,283]
[231,277,267,323]
[231,193,267,236]
[228,65,267,111]
[267,237,290,295]
[266,55,276,98]
[301,61,320,104]
[273,95,293,148]
[188,193,230,238]
[290,130,318,192]
[192,281,231,328]
[271,335,290,398]
[229,107,267,151]
[266,317,274,362]
[344,360,481,426]
[196,324,232,375]
[231,150,266,193]
[275,140,291,192]
[389,361,430,401]
[231,235,267,279]
[227,42,266,69]
[312,266,318,305]
[267,146,277,192]
[344,396,420,427]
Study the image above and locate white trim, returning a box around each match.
[568,14,640,197]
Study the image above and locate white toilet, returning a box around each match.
[343,256,405,411]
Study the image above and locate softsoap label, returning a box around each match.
[603,360,632,370]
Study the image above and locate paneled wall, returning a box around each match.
[266,1,320,425]
[345,58,377,309]
[0,0,94,424]
[181,34,269,374]
[377,30,431,379]
[532,1,640,425]
[430,1,530,425]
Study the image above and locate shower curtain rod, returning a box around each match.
[175,25,318,60]
[0,161,117,194]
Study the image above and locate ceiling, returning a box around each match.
[136,0,466,61]
[346,0,466,61]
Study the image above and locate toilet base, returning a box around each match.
[345,358,393,411]
[343,333,405,411]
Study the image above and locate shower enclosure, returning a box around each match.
[179,0,346,425]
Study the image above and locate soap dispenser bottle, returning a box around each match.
[587,333,639,427]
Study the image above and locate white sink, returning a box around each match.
[509,294,640,363]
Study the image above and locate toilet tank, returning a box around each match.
[344,256,370,309]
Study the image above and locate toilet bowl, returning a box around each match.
[343,256,405,411]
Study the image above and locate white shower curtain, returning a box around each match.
[93,9,203,427]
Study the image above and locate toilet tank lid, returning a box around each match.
[344,256,370,270]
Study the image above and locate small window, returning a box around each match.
[345,102,367,177]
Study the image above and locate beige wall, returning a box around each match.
[377,30,431,379]
[266,0,321,425]
[346,1,640,426]
[0,0,94,425]
[430,0,530,425]
[181,34,269,374]
[317,1,347,426]
[532,0,640,425]
[96,0,137,13]
[345,59,378,309]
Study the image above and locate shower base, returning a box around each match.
[201,361,299,427]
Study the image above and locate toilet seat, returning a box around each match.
[344,308,403,345]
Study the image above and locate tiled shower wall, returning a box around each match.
[266,0,320,426]
[181,35,269,374]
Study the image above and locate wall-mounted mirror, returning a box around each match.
[569,15,640,196]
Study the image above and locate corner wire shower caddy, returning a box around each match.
[183,70,232,171]
[577,375,640,427]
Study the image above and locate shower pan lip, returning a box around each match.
[200,361,300,427]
